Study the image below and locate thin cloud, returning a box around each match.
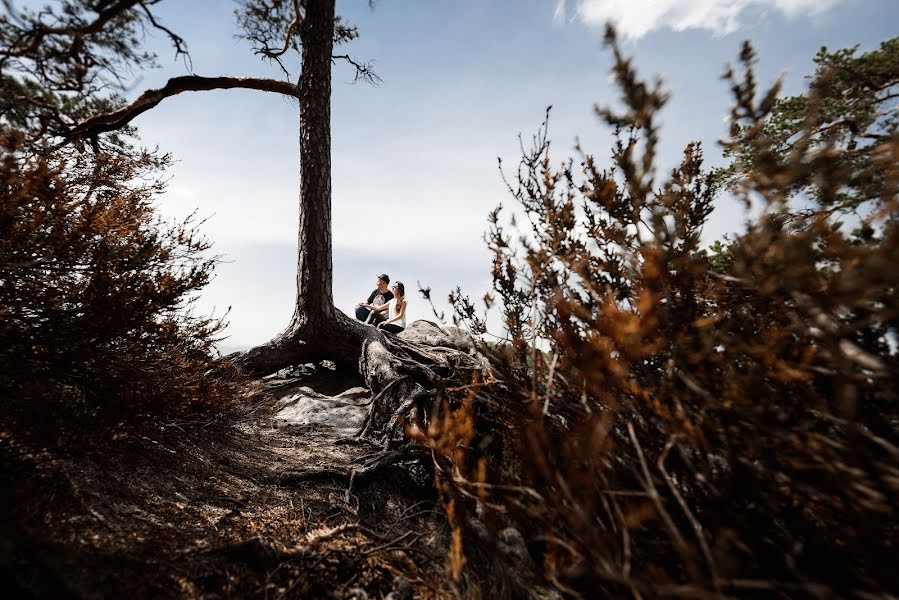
[554,0,569,24]
[565,0,841,39]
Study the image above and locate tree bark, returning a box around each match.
[293,0,336,328]
[235,0,366,376]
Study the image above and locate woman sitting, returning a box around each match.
[369,281,407,334]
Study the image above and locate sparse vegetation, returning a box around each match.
[427,28,899,598]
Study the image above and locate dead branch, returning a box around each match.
[331,53,382,85]
[628,423,697,582]
[139,3,189,62]
[658,435,720,592]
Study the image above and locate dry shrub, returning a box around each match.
[429,29,899,598]
[0,127,237,441]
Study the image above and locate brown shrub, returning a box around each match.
[429,30,899,598]
[0,128,238,441]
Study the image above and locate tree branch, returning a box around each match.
[0,0,145,58]
[139,3,189,62]
[67,75,299,138]
[264,0,303,59]
[331,54,381,85]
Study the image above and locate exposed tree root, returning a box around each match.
[233,310,369,377]
[278,442,430,508]
[228,318,509,593]
[357,321,491,443]
[237,315,491,447]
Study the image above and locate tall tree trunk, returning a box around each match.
[292,0,335,327]
[235,0,366,376]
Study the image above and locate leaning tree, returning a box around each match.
[1,0,382,375]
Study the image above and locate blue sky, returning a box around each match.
[128,0,898,352]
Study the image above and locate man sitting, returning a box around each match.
[355,273,393,325]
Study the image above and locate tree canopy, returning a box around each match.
[718,37,899,214]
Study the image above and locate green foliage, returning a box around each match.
[432,30,899,598]
[699,239,735,272]
[235,0,361,76]
[717,37,899,212]
[0,0,183,151]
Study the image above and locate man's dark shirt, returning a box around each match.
[367,289,394,307]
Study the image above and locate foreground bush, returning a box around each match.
[426,31,899,598]
[0,129,236,437]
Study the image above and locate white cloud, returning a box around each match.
[553,0,569,24]
[564,0,840,39]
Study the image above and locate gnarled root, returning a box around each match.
[233,310,368,377]
[358,320,491,443]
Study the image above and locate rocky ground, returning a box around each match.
[3,364,466,599]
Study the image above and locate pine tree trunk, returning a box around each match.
[292,0,335,327]
[235,0,366,376]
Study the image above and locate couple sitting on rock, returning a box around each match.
[355,273,407,334]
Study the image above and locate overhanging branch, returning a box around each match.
[67,75,300,138]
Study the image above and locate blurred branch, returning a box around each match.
[0,0,144,58]
[139,3,189,64]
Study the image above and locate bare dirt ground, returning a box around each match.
[2,366,463,599]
